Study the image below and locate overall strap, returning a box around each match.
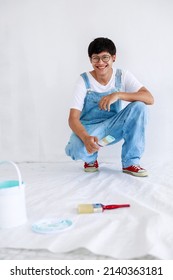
[115,69,122,91]
[80,72,91,92]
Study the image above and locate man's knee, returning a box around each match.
[130,101,147,111]
[65,134,85,160]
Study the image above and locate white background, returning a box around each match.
[0,0,172,162]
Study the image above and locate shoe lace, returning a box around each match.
[131,165,141,171]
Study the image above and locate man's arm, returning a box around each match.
[99,87,154,111]
[68,109,99,154]
[118,87,154,104]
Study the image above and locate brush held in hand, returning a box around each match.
[78,203,130,214]
[98,135,115,147]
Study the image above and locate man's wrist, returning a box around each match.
[81,134,90,143]
[116,91,122,99]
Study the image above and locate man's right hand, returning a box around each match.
[83,136,100,154]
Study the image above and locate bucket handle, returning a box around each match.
[0,161,23,187]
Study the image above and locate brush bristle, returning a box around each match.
[77,204,102,214]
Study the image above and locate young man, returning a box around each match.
[65,37,154,177]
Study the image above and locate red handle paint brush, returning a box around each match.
[78,203,130,214]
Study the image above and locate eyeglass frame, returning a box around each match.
[90,54,113,63]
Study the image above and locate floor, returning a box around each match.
[1,161,172,260]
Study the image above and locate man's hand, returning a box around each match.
[83,136,100,154]
[99,92,119,111]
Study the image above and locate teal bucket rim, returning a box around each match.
[0,180,24,189]
[0,161,23,187]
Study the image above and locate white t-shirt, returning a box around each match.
[70,68,143,111]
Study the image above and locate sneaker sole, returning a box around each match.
[84,168,99,173]
[123,170,148,177]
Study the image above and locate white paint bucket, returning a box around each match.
[0,161,27,229]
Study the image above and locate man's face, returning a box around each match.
[90,51,116,75]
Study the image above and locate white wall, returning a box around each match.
[0,0,172,162]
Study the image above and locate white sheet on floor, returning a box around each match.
[0,161,173,260]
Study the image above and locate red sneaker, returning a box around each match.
[84,160,99,172]
[123,165,148,177]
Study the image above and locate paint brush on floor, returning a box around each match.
[78,203,130,214]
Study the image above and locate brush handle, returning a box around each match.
[102,204,130,210]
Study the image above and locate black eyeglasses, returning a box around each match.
[91,54,111,63]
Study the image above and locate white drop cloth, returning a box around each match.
[0,161,173,260]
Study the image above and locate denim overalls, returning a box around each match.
[65,69,148,168]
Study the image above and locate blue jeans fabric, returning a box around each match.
[65,71,148,168]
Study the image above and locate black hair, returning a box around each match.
[88,37,116,57]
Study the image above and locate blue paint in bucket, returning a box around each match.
[0,180,20,189]
[0,161,27,229]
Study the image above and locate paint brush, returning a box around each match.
[78,203,130,214]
